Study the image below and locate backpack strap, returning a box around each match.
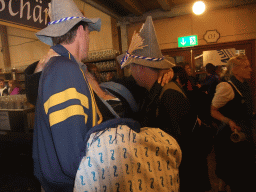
[159,81,187,100]
[156,81,187,117]
[228,80,243,97]
[100,81,139,112]
[98,96,120,118]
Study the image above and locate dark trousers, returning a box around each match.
[215,126,256,192]
[179,132,213,192]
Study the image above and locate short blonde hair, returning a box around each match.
[225,54,248,80]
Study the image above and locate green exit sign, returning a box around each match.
[178,35,198,48]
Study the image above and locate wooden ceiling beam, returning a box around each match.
[114,0,145,16]
[156,0,172,11]
[81,0,122,20]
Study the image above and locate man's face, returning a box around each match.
[130,64,142,86]
[80,25,90,61]
[185,65,192,76]
[130,63,147,88]
[8,81,13,88]
[233,59,252,80]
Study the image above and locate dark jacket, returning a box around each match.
[218,75,254,138]
[200,73,220,100]
[138,80,197,145]
[25,61,41,105]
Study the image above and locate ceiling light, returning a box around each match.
[192,1,206,15]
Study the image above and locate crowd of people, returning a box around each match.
[0,79,21,96]
[175,57,256,192]
[18,0,256,191]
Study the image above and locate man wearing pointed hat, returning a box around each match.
[32,0,103,191]
[117,16,196,143]
[118,16,201,191]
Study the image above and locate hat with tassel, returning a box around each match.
[36,0,101,46]
[117,16,175,69]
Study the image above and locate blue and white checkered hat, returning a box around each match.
[36,0,101,46]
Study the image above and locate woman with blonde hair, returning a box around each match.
[211,54,255,192]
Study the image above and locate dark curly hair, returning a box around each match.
[205,63,216,74]
[172,66,189,86]
[52,22,88,45]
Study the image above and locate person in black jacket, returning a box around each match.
[117,16,211,192]
[172,66,212,191]
[197,63,220,124]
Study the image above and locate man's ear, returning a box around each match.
[77,25,85,37]
[176,77,181,86]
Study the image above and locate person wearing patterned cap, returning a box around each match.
[117,16,194,148]
[32,0,103,191]
[117,16,209,192]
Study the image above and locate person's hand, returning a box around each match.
[228,120,241,132]
[34,49,59,73]
[197,117,202,126]
[158,68,174,86]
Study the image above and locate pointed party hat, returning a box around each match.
[36,0,101,46]
[118,16,175,69]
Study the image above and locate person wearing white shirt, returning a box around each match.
[0,79,8,96]
[211,54,255,192]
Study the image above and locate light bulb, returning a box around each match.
[193,1,205,15]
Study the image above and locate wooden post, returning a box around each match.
[111,17,120,53]
[118,21,131,76]
[0,25,11,70]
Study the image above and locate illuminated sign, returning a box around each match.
[178,35,198,48]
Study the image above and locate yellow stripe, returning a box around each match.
[80,68,103,126]
[49,105,88,126]
[44,88,89,114]
[95,102,103,125]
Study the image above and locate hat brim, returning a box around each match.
[117,53,175,69]
[36,17,101,46]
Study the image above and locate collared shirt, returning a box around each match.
[0,86,7,96]
[212,82,234,109]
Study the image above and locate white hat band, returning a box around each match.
[48,16,86,25]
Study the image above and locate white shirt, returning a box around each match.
[0,87,7,96]
[211,82,235,109]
